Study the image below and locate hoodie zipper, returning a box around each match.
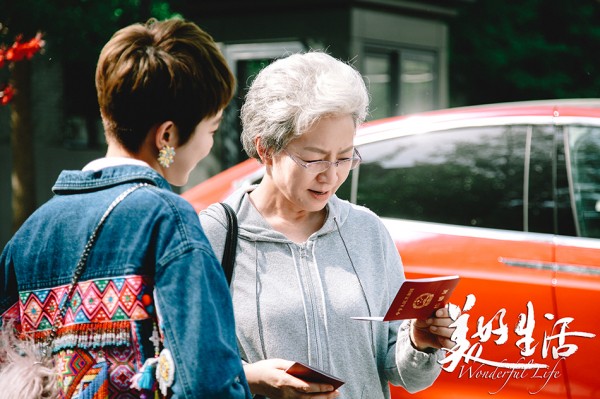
[299,243,307,258]
[296,241,325,369]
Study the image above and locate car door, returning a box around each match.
[552,124,600,399]
[343,123,568,398]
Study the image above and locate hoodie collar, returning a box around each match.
[222,185,352,243]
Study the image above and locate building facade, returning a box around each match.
[0,0,464,247]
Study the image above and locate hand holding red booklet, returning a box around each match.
[285,362,345,390]
[352,275,460,321]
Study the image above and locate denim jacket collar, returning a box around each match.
[82,157,151,172]
[52,164,171,194]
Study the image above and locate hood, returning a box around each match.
[203,185,354,243]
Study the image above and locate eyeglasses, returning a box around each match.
[283,148,362,174]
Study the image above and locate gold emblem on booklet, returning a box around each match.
[352,275,460,321]
[413,292,434,309]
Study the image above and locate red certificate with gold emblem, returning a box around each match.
[352,275,460,321]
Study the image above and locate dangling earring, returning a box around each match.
[158,145,176,168]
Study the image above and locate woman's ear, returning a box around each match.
[255,137,273,165]
[154,121,178,150]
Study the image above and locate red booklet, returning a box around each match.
[352,275,460,321]
[286,362,345,390]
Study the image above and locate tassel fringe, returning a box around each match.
[130,357,159,391]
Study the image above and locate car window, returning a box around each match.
[567,126,600,238]
[552,126,578,237]
[352,125,531,230]
[527,125,557,235]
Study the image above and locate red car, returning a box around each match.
[182,99,600,399]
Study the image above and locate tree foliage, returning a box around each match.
[449,0,600,105]
[0,0,182,232]
[1,0,183,126]
[0,0,181,62]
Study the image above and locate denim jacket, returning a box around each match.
[0,164,251,399]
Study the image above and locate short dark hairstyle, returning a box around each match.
[96,18,235,152]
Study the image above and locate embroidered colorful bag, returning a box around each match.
[0,184,146,399]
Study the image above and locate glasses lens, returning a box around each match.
[296,149,361,173]
[350,158,361,170]
[337,159,354,172]
[305,159,360,173]
[305,161,330,174]
[350,148,362,170]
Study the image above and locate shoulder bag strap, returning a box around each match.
[219,202,238,286]
[43,182,148,355]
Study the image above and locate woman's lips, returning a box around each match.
[309,189,329,197]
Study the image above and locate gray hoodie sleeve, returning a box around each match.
[378,220,443,392]
[388,321,444,392]
[199,203,228,263]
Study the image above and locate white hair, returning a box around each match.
[0,321,58,398]
[240,51,369,160]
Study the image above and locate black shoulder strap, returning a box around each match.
[219,202,238,285]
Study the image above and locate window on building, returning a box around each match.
[364,47,438,119]
[364,53,394,120]
[400,50,437,115]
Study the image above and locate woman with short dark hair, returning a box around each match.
[1,18,250,399]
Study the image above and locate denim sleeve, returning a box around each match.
[154,246,251,399]
[0,242,18,324]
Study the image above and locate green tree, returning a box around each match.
[449,0,600,105]
[0,0,181,232]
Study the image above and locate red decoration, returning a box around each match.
[0,32,44,105]
[0,83,14,105]
[141,294,153,306]
[0,32,45,69]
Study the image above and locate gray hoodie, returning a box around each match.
[199,186,442,399]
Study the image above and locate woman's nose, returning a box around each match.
[317,163,338,183]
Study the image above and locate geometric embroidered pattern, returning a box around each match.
[56,346,138,399]
[0,302,20,328]
[18,275,153,334]
[56,348,95,399]
[107,347,137,392]
[77,361,109,399]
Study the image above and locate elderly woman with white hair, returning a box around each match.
[200,51,455,399]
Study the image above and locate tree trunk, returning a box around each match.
[10,59,36,233]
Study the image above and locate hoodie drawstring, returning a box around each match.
[333,216,377,358]
[254,241,269,359]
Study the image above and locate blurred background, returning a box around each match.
[2,0,600,248]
